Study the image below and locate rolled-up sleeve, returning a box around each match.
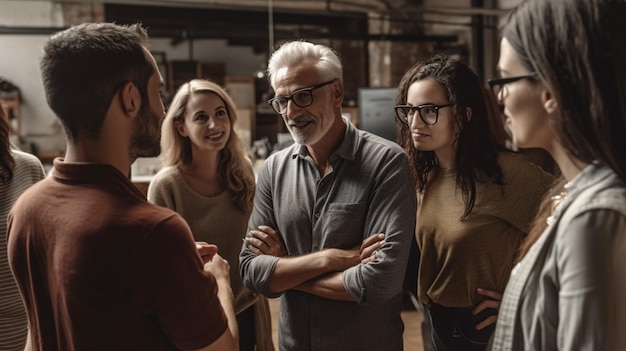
[342,151,417,305]
[239,159,282,298]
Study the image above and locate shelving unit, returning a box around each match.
[225,76,255,148]
[167,60,225,96]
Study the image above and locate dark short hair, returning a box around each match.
[39,22,153,141]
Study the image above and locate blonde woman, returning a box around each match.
[148,79,273,351]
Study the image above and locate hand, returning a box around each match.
[196,241,218,264]
[472,288,502,330]
[359,233,385,264]
[245,225,287,257]
[203,252,231,283]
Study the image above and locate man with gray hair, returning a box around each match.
[241,40,416,350]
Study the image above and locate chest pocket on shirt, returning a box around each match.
[321,202,367,248]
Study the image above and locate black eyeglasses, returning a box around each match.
[267,79,336,114]
[394,104,450,126]
[488,73,538,104]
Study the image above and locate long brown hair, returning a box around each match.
[0,106,15,183]
[517,178,565,260]
[396,54,504,220]
[502,0,626,259]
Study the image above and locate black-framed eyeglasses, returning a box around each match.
[267,79,336,114]
[488,73,538,104]
[394,104,450,126]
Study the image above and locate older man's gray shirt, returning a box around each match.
[240,119,417,351]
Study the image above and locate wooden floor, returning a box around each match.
[268,298,426,350]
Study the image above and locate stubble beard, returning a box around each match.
[287,104,336,146]
[129,103,162,159]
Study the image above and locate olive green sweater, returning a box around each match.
[417,152,554,308]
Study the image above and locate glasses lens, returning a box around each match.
[420,106,438,125]
[292,90,313,108]
[271,97,287,114]
[395,107,410,124]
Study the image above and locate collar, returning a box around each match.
[51,157,145,199]
[565,161,612,194]
[289,116,359,163]
[549,161,615,223]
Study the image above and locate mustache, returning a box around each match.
[287,115,315,126]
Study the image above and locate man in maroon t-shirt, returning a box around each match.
[7,22,239,351]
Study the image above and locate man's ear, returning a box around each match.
[332,80,344,107]
[541,88,558,114]
[120,82,141,117]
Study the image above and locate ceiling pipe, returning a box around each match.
[51,0,510,17]
[268,0,274,54]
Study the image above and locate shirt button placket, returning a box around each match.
[312,211,321,250]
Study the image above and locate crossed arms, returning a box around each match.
[239,150,417,304]
[245,226,384,300]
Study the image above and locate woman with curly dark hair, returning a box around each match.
[395,55,553,350]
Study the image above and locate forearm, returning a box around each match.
[266,251,333,294]
[215,278,239,348]
[267,248,358,294]
[294,272,355,301]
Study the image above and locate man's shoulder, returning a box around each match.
[122,200,193,244]
[356,129,404,154]
[263,143,300,165]
[352,130,407,167]
[10,176,52,206]
[134,197,183,222]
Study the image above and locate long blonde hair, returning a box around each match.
[160,79,255,211]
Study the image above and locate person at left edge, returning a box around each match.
[0,100,46,351]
